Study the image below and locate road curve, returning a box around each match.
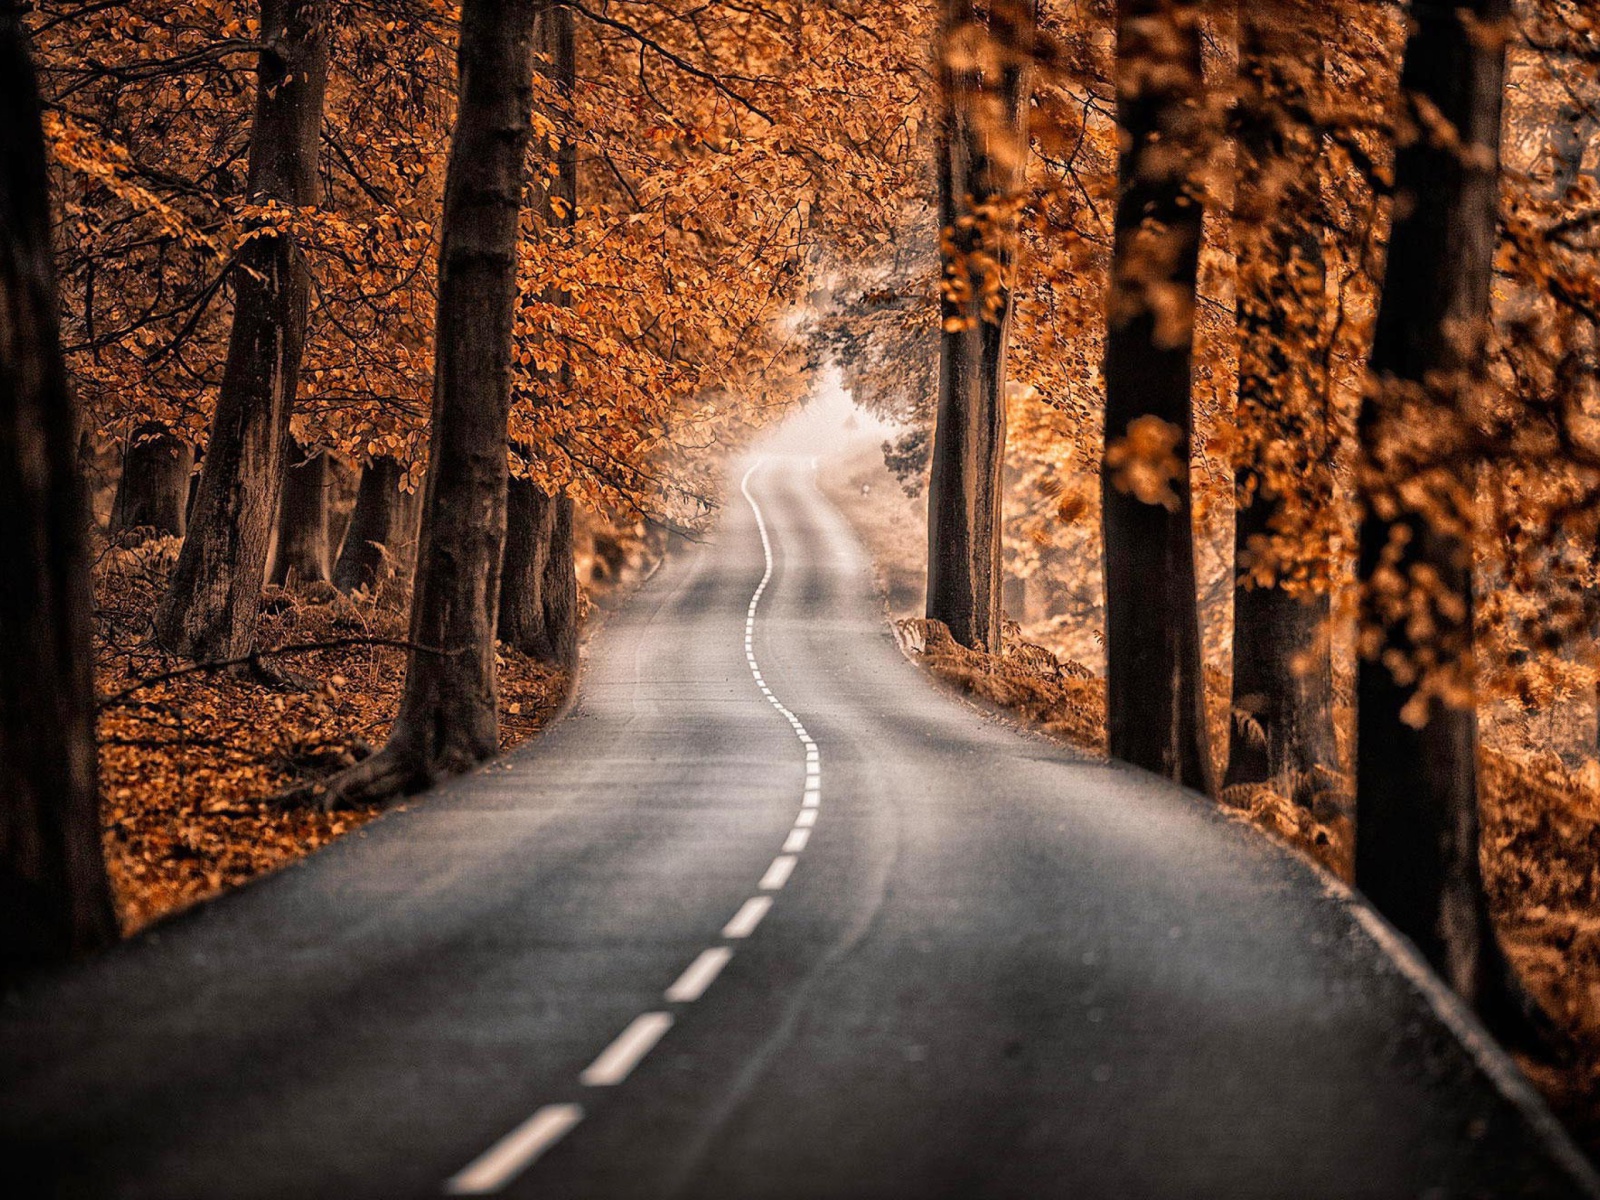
[3,452,1597,1199]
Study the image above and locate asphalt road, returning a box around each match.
[3,453,1597,1199]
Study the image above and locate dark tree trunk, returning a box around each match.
[499,476,578,666]
[268,440,331,586]
[925,0,1034,654]
[496,0,579,667]
[1223,1,1337,810]
[1355,0,1523,1031]
[110,421,192,540]
[333,454,405,595]
[1101,0,1213,794]
[154,0,328,661]
[0,4,117,964]
[300,0,543,806]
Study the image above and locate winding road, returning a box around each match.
[3,452,1597,1199]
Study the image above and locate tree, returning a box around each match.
[499,476,578,666]
[154,0,330,664]
[332,454,409,596]
[1100,0,1214,794]
[1354,0,1529,1033]
[109,421,193,542]
[925,0,1035,654]
[0,0,116,964]
[301,0,544,806]
[1223,0,1338,809]
[499,0,578,669]
[268,440,333,586]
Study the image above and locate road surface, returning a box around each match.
[2,454,1596,1199]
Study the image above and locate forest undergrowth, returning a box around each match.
[93,534,566,933]
[86,471,666,935]
[821,438,1600,1156]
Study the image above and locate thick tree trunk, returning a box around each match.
[333,455,405,595]
[154,0,328,662]
[499,476,578,666]
[496,0,579,667]
[268,440,331,586]
[0,4,117,964]
[1101,0,1213,794]
[925,0,1034,654]
[1224,2,1337,810]
[298,0,542,807]
[109,421,192,540]
[1355,0,1523,1032]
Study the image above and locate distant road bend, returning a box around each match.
[3,452,1598,1199]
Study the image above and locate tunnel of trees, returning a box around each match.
[4,0,1600,1151]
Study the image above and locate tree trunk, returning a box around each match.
[299,0,543,807]
[1223,1,1338,810]
[268,440,331,586]
[496,0,580,668]
[333,454,405,595]
[499,476,578,667]
[925,0,1034,654]
[0,3,117,965]
[153,0,328,662]
[109,421,192,541]
[1101,0,1213,794]
[1355,0,1521,1030]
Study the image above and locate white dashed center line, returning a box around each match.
[723,894,774,938]
[580,1013,675,1087]
[759,855,798,890]
[443,1104,584,1195]
[442,457,821,1194]
[665,947,735,1003]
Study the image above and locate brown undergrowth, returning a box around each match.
[1483,749,1600,1152]
[93,536,565,934]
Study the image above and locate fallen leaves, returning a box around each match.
[94,546,565,934]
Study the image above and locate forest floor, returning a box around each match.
[87,505,669,935]
[818,439,1600,1160]
[92,534,568,933]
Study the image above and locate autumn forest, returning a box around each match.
[5,0,1600,1192]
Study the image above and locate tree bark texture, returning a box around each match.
[308,0,542,806]
[1355,0,1512,1019]
[154,0,328,661]
[498,0,579,668]
[333,455,406,595]
[1101,0,1214,794]
[1224,1,1338,810]
[109,421,192,540]
[925,0,1034,654]
[0,3,118,965]
[499,476,578,666]
[268,440,331,586]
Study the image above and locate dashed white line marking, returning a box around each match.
[723,895,773,938]
[445,456,826,1194]
[580,1013,674,1087]
[665,947,734,1003]
[759,855,798,890]
[443,1104,584,1195]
